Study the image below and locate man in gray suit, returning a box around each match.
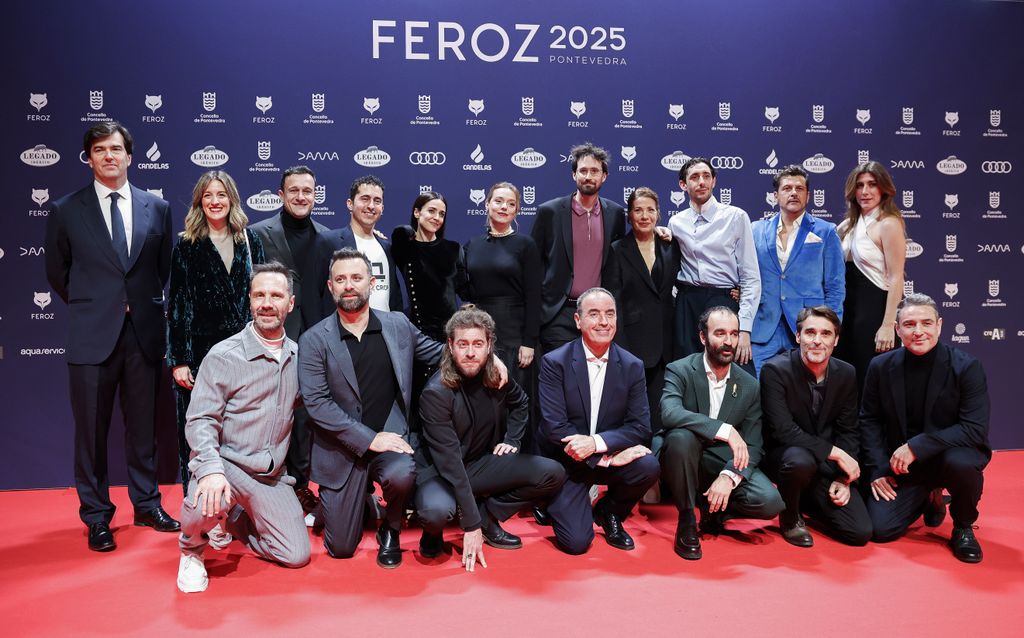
[298,248,444,568]
[176,262,311,593]
[250,165,330,516]
[658,306,784,560]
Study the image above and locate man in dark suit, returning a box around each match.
[298,248,441,568]
[250,165,330,516]
[860,293,990,563]
[751,165,845,376]
[659,306,784,560]
[537,288,661,555]
[44,121,179,552]
[531,143,625,353]
[760,306,872,547]
[415,305,566,571]
[304,175,402,325]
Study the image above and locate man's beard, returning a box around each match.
[335,290,369,312]
[706,342,735,367]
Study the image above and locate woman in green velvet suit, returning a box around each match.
[167,170,265,492]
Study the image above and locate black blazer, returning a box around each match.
[760,349,859,480]
[530,194,625,324]
[604,233,679,368]
[415,374,529,531]
[250,209,330,339]
[44,183,172,364]
[303,225,404,326]
[859,343,991,482]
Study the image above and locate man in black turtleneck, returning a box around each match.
[860,293,991,563]
[251,166,330,516]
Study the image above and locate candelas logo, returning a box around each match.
[191,145,229,167]
[21,145,60,167]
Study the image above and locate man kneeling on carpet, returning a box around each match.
[414,305,567,571]
[860,293,990,563]
[177,262,311,593]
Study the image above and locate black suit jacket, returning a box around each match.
[604,233,679,368]
[304,225,404,326]
[44,183,172,364]
[415,374,530,531]
[760,349,859,480]
[859,343,991,482]
[530,194,625,324]
[250,210,330,339]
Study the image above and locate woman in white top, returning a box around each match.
[835,161,906,390]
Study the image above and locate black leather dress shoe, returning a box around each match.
[699,510,725,536]
[294,486,320,515]
[532,506,553,527]
[923,488,948,527]
[949,525,983,563]
[482,518,523,550]
[780,516,814,548]
[134,506,181,532]
[593,508,635,551]
[88,522,116,552]
[419,531,445,558]
[376,523,402,568]
[674,521,702,560]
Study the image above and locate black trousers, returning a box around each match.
[539,302,579,354]
[68,314,162,525]
[318,451,416,558]
[762,446,873,546]
[548,454,661,555]
[416,453,567,534]
[865,447,988,542]
[674,283,755,376]
[659,429,784,520]
[285,406,313,488]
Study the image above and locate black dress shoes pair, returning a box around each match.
[88,522,116,552]
[481,513,522,550]
[532,506,552,527]
[133,506,181,532]
[949,525,983,563]
[593,507,634,551]
[419,531,446,558]
[779,514,814,548]
[376,523,402,568]
[674,521,701,560]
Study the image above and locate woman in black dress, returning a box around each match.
[167,170,265,491]
[461,182,542,440]
[604,187,679,434]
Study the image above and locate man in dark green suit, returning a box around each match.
[658,306,783,560]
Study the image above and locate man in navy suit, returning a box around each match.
[304,175,402,325]
[537,287,660,555]
[860,293,990,563]
[751,165,845,376]
[45,121,179,552]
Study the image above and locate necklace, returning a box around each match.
[489,227,514,237]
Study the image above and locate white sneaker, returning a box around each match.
[177,552,208,593]
[207,523,233,550]
[304,513,316,528]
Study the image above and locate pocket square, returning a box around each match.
[805,232,823,244]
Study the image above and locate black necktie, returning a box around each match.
[109,192,129,270]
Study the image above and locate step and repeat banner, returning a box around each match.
[2,1,1021,488]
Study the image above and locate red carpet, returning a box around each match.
[3,451,1022,637]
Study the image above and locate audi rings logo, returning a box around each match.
[409,151,446,166]
[711,156,744,169]
[981,161,1012,174]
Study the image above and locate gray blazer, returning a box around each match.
[297,309,442,489]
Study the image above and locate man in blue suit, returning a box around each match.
[537,287,660,555]
[751,165,845,376]
[45,121,179,552]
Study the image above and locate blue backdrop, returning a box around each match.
[2,0,1021,489]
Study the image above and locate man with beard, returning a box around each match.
[531,143,625,353]
[668,158,760,374]
[860,294,990,563]
[415,306,566,571]
[176,262,311,593]
[760,306,871,547]
[658,306,783,560]
[250,165,330,518]
[750,165,845,376]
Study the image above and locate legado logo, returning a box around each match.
[354,146,391,168]
[408,151,446,166]
[936,156,967,175]
[981,161,1012,174]
[802,153,834,174]
[21,144,60,167]
[191,145,229,167]
[661,150,691,171]
[511,147,546,169]
[247,190,282,212]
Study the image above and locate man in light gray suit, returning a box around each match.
[250,165,330,515]
[298,248,444,568]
